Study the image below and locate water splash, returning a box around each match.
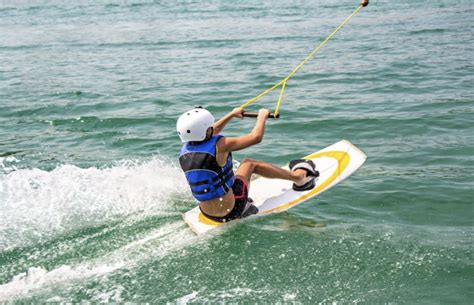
[0,156,20,174]
[0,157,190,251]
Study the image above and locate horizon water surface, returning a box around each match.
[0,0,473,303]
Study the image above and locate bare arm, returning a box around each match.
[213,107,244,135]
[218,108,269,153]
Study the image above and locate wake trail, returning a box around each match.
[0,222,201,301]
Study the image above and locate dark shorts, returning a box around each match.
[200,177,249,223]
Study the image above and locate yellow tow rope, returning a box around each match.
[240,3,367,117]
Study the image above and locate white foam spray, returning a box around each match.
[0,157,190,250]
[0,157,221,301]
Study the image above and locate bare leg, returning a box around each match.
[235,158,306,185]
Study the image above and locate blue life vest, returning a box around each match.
[179,135,235,202]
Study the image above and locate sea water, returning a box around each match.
[0,0,473,303]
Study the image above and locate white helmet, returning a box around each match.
[176,107,215,143]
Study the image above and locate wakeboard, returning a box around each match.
[183,140,367,234]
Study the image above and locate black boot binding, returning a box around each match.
[241,198,259,218]
[289,159,319,191]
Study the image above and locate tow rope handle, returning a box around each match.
[242,111,280,119]
[239,0,369,117]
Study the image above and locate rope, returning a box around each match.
[274,80,286,116]
[240,4,365,111]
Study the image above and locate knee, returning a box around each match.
[241,158,256,165]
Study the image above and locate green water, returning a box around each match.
[1,0,473,303]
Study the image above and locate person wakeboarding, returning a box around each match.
[177,107,318,223]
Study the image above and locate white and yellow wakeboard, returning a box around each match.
[183,140,367,234]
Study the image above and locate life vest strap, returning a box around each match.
[190,170,233,195]
[187,165,233,187]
